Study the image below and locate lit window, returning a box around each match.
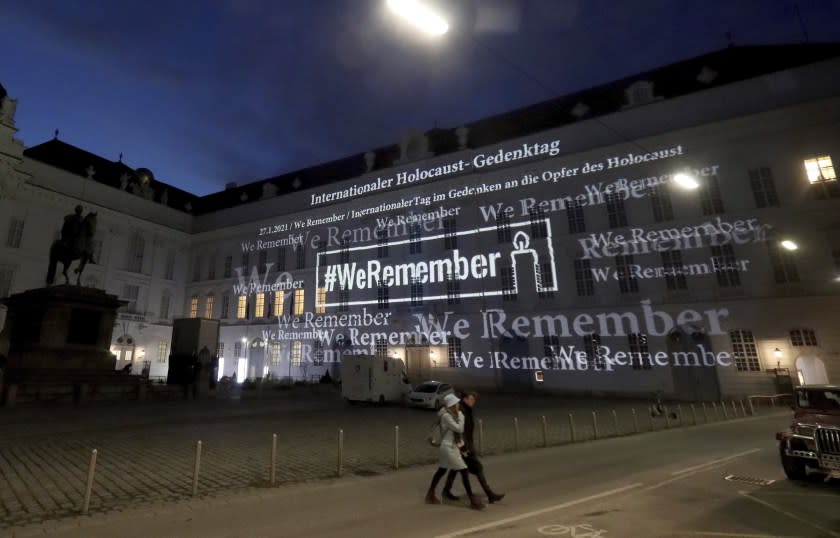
[255,293,265,317]
[204,294,215,318]
[804,156,836,183]
[157,341,168,363]
[270,341,282,365]
[628,333,650,370]
[273,291,285,316]
[583,333,604,370]
[375,337,388,358]
[730,330,761,372]
[291,341,302,366]
[293,289,305,315]
[447,337,462,367]
[316,287,326,314]
[189,296,199,318]
[236,295,247,319]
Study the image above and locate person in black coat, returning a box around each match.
[442,392,505,503]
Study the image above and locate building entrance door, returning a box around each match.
[405,346,431,381]
[668,327,721,402]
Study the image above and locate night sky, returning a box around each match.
[4,0,839,195]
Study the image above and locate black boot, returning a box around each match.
[442,471,460,501]
[478,473,504,503]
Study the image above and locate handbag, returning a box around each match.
[427,419,443,447]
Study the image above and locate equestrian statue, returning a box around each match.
[46,205,98,286]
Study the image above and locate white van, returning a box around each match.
[341,355,411,404]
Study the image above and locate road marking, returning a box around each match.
[432,483,642,538]
[671,449,761,476]
[738,491,840,538]
[538,523,608,536]
[678,532,801,538]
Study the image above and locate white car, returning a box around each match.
[408,381,455,409]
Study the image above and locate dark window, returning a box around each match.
[446,273,460,305]
[296,244,306,269]
[500,265,517,301]
[790,329,818,347]
[375,337,387,358]
[221,294,230,318]
[616,255,639,294]
[377,281,389,309]
[409,226,422,254]
[813,181,840,199]
[567,200,586,234]
[583,333,604,370]
[768,243,799,283]
[529,208,548,239]
[606,192,628,228]
[448,337,462,367]
[628,333,651,370]
[313,340,325,366]
[700,175,725,215]
[444,218,457,250]
[748,167,780,208]
[496,213,511,243]
[258,250,267,269]
[574,259,594,296]
[538,262,554,298]
[543,335,560,368]
[649,184,674,222]
[277,247,286,271]
[410,277,423,306]
[338,287,349,312]
[340,239,350,264]
[224,256,232,278]
[241,252,249,269]
[711,245,741,287]
[661,250,687,290]
[377,228,389,258]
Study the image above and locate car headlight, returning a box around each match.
[793,424,816,438]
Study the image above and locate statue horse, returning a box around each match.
[46,212,97,286]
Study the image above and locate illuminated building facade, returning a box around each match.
[2,45,840,398]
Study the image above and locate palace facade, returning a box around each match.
[2,44,840,399]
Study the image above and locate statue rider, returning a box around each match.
[61,205,84,252]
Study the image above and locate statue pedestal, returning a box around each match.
[1,285,124,370]
[0,286,139,406]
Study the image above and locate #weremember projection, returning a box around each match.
[235,141,767,374]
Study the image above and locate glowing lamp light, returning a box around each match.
[780,240,798,251]
[774,348,782,359]
[386,0,449,36]
[673,173,699,190]
[241,337,248,343]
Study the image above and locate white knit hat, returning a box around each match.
[443,393,460,408]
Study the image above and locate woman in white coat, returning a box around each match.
[425,394,485,510]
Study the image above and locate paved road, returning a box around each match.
[5,409,838,537]
[0,389,735,529]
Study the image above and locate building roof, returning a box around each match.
[22,42,840,216]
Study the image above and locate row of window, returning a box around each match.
[217,340,313,366]
[189,289,307,320]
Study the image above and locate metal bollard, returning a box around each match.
[192,441,202,497]
[612,409,619,436]
[541,416,548,447]
[81,449,98,515]
[748,398,755,416]
[394,426,400,469]
[632,408,639,434]
[513,417,520,451]
[478,418,484,456]
[722,401,729,420]
[702,402,709,422]
[740,400,747,417]
[713,402,720,420]
[732,400,738,417]
[677,405,683,425]
[771,397,776,408]
[270,433,278,486]
[648,406,655,431]
[664,406,671,429]
[691,404,697,426]
[569,413,577,442]
[337,429,344,477]
[592,411,599,439]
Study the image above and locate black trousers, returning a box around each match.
[445,453,492,495]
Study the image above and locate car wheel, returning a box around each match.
[779,443,807,480]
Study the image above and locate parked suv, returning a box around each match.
[776,385,840,480]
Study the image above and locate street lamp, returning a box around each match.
[780,239,798,251]
[672,173,699,190]
[386,0,449,36]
